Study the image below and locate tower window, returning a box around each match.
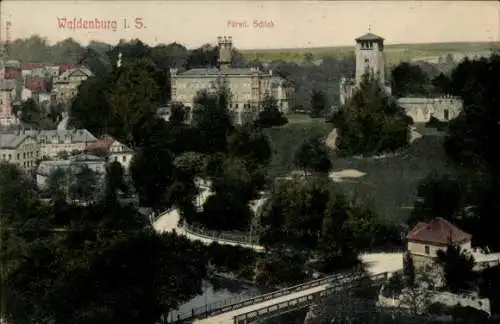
[444,109,449,120]
[365,58,369,63]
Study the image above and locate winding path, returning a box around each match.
[152,187,403,323]
[153,207,265,252]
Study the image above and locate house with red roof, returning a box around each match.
[85,135,133,171]
[406,218,472,271]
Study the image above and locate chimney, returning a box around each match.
[217,36,233,70]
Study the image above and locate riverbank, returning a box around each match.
[167,276,261,321]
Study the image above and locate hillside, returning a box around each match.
[240,41,498,65]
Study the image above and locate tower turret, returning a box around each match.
[354,30,385,86]
[217,36,233,70]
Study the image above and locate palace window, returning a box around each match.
[444,109,449,120]
[424,246,430,255]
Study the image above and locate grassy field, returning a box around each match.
[241,41,498,66]
[265,114,333,179]
[265,116,457,223]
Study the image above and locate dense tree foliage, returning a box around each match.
[437,245,475,293]
[254,94,288,128]
[441,54,500,251]
[294,135,332,175]
[260,178,396,273]
[0,163,207,323]
[310,90,327,118]
[192,86,234,154]
[255,250,308,289]
[105,161,127,198]
[332,73,411,156]
[130,119,175,211]
[391,62,431,98]
[408,172,465,227]
[445,55,500,171]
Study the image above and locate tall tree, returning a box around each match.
[107,60,160,147]
[437,244,475,293]
[17,98,41,126]
[294,135,332,175]
[192,86,234,154]
[105,161,126,198]
[408,172,465,227]
[70,75,115,137]
[130,122,174,212]
[254,94,288,129]
[69,164,99,203]
[334,73,411,156]
[391,62,431,98]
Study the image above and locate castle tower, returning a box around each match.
[217,36,233,70]
[354,31,386,86]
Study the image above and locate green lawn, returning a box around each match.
[264,115,333,180]
[265,120,457,223]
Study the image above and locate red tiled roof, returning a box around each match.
[4,67,21,79]
[406,218,472,245]
[24,77,52,92]
[85,136,115,152]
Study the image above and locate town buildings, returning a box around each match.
[31,129,98,158]
[36,153,106,189]
[340,32,392,106]
[406,218,472,271]
[0,79,19,126]
[52,67,93,105]
[406,218,500,276]
[170,36,294,124]
[339,32,462,122]
[0,133,40,170]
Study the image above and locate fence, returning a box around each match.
[233,272,389,324]
[181,221,260,246]
[170,267,365,322]
[358,246,406,255]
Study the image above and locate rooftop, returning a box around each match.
[355,32,384,42]
[179,67,258,76]
[35,129,97,143]
[0,79,17,91]
[54,67,93,83]
[406,218,472,245]
[85,136,116,152]
[0,134,29,149]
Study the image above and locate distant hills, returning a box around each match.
[239,41,499,65]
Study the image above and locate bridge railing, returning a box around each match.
[181,221,260,246]
[233,272,389,324]
[171,267,365,322]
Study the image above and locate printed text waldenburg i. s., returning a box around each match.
[57,17,145,31]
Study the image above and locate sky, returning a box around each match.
[1,1,498,49]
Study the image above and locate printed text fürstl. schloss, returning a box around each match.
[56,17,145,31]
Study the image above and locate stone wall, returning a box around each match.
[397,96,463,123]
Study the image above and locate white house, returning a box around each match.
[406,218,472,272]
[85,135,134,171]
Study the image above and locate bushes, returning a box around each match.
[206,243,260,274]
[334,73,411,156]
[425,115,448,131]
